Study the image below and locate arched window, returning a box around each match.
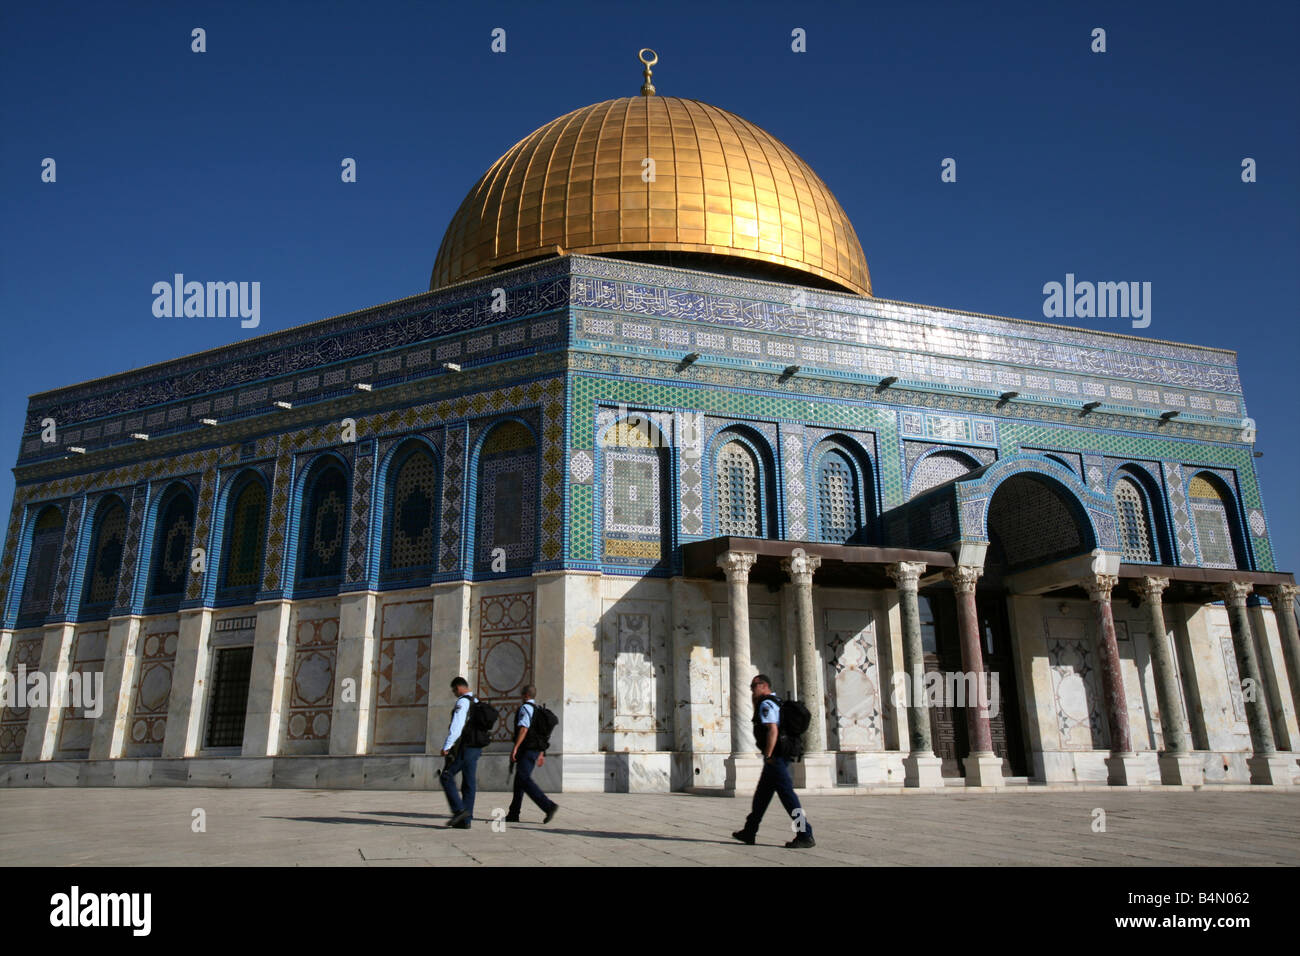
[475,421,537,572]
[716,440,760,537]
[1114,477,1155,563]
[148,487,195,605]
[909,450,978,499]
[298,462,349,585]
[18,505,65,623]
[384,444,438,580]
[220,475,268,597]
[82,497,127,613]
[815,450,858,544]
[1188,474,1244,570]
[600,415,669,566]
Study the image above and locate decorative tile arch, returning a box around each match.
[951,454,1120,560]
[469,417,539,574]
[1186,470,1249,570]
[597,411,672,569]
[807,434,874,544]
[704,424,779,539]
[378,437,441,585]
[214,469,271,604]
[143,482,197,612]
[79,494,128,618]
[15,503,66,627]
[908,447,982,500]
[292,453,352,595]
[1106,461,1172,565]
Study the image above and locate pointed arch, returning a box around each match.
[295,455,351,590]
[217,470,270,601]
[80,494,128,617]
[17,504,66,626]
[908,448,981,499]
[146,482,196,610]
[707,425,778,539]
[1187,471,1248,570]
[381,438,440,584]
[598,411,671,567]
[809,435,874,544]
[471,419,538,573]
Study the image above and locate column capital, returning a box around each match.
[885,561,928,592]
[716,550,757,581]
[780,549,822,585]
[1131,575,1170,604]
[944,565,983,594]
[1212,580,1254,608]
[1257,582,1299,605]
[1085,573,1119,603]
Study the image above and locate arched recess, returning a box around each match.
[598,414,671,568]
[217,470,270,603]
[16,504,66,626]
[80,495,128,619]
[379,438,440,586]
[708,425,779,539]
[809,436,874,544]
[1109,463,1171,566]
[294,455,351,593]
[471,419,539,574]
[145,483,196,612]
[986,473,1097,572]
[909,448,981,500]
[1187,471,1249,570]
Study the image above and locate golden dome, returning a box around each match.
[430,95,871,296]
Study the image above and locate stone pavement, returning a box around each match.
[1,787,1297,866]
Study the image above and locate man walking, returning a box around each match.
[505,684,558,824]
[440,676,485,829]
[732,674,816,848]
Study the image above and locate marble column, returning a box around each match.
[1132,576,1202,785]
[1214,581,1293,785]
[1257,584,1300,730]
[943,565,1003,787]
[887,560,942,787]
[781,550,834,789]
[89,615,145,761]
[718,550,762,792]
[1086,573,1145,785]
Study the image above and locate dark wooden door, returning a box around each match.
[921,592,1028,778]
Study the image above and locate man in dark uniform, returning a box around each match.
[732,674,816,848]
[506,684,558,823]
[440,676,483,829]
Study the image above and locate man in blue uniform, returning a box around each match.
[732,674,816,848]
[505,684,558,824]
[440,677,482,829]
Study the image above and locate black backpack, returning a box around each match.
[776,697,811,760]
[464,697,498,748]
[521,701,559,752]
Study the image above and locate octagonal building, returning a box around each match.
[2,68,1297,792]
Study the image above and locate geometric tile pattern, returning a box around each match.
[127,630,177,757]
[1163,461,1199,565]
[262,448,293,593]
[49,495,82,617]
[286,618,337,742]
[438,426,466,573]
[0,636,43,757]
[346,449,374,584]
[114,485,149,611]
[476,592,534,743]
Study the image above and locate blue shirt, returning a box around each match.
[517,699,536,729]
[758,698,780,724]
[442,693,475,751]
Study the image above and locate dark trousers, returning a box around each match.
[742,757,813,839]
[508,750,556,817]
[440,745,482,817]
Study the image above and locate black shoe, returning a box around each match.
[503,815,521,823]
[447,809,470,828]
[732,830,755,845]
[453,820,472,830]
[785,834,816,849]
[543,806,558,824]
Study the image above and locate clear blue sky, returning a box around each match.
[2,0,1297,572]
